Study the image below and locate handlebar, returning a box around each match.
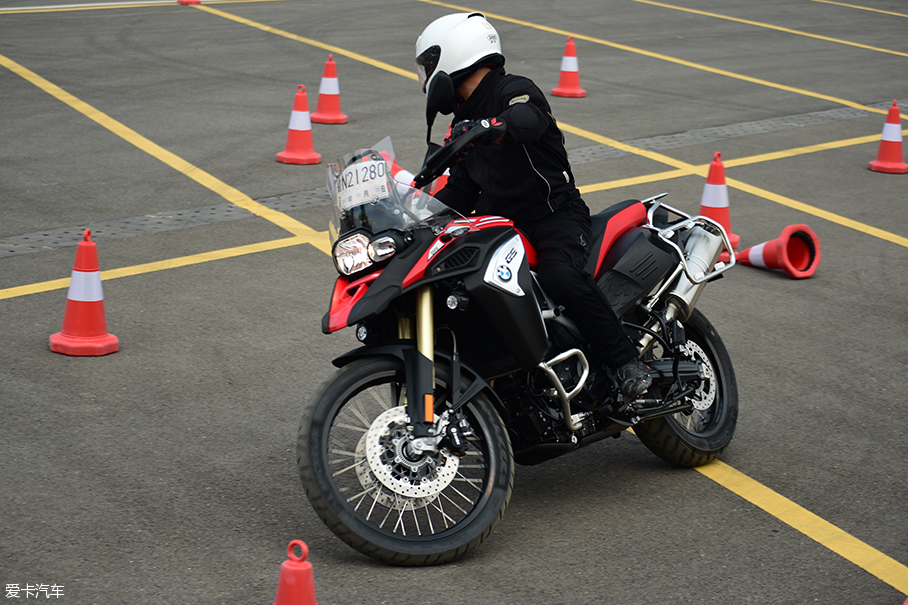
[412,122,491,189]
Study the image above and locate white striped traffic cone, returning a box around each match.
[49,230,119,356]
[699,152,740,261]
[868,99,908,174]
[390,161,415,196]
[311,54,348,124]
[552,37,586,98]
[277,85,321,165]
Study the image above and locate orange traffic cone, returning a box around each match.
[273,540,318,605]
[379,151,416,196]
[868,99,908,174]
[49,230,119,356]
[429,169,449,196]
[311,54,348,125]
[552,37,586,98]
[277,85,321,165]
[737,224,821,279]
[390,160,416,196]
[699,152,740,261]
[177,0,201,4]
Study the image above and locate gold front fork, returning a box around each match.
[415,285,435,368]
[398,286,435,427]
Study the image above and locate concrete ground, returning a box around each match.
[1,0,907,603]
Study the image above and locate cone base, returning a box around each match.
[868,159,908,174]
[311,113,348,124]
[50,332,119,356]
[276,151,321,165]
[551,87,586,98]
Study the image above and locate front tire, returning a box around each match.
[634,309,738,467]
[297,355,514,565]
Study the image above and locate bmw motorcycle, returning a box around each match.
[296,126,738,565]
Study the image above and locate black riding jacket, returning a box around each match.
[434,68,579,226]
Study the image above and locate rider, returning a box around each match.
[415,12,652,402]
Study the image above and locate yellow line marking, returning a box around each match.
[196,4,908,243]
[580,128,908,194]
[728,175,908,248]
[3,8,908,590]
[0,0,284,14]
[579,168,689,194]
[561,122,908,249]
[195,5,419,81]
[697,460,908,595]
[631,0,908,58]
[0,51,329,248]
[809,0,908,18]
[418,0,900,119]
[0,236,315,300]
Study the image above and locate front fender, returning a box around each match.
[332,342,506,419]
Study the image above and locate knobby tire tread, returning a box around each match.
[296,357,514,566]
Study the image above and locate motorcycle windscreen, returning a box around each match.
[327,137,460,244]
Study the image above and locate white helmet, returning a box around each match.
[415,13,504,118]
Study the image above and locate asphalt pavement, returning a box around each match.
[1,1,907,604]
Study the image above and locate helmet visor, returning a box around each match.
[415,45,441,92]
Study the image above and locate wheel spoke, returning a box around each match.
[306,362,509,556]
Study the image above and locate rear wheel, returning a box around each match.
[297,355,514,565]
[634,309,738,467]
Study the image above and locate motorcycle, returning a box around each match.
[296,126,738,565]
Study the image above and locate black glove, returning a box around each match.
[447,117,508,145]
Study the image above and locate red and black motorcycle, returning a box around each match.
[297,128,738,565]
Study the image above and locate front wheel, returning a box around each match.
[297,355,514,565]
[634,309,738,467]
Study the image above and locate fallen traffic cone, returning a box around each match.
[310,54,348,124]
[176,0,201,4]
[699,152,740,261]
[273,540,318,605]
[277,85,321,165]
[552,37,586,98]
[737,224,821,279]
[868,99,908,174]
[49,230,119,356]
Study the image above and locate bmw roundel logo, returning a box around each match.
[496,265,512,281]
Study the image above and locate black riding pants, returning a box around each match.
[520,200,638,369]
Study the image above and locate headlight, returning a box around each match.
[334,233,372,275]
[368,236,397,262]
[333,234,397,276]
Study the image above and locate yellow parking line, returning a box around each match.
[577,128,898,193]
[0,236,312,301]
[631,0,908,58]
[0,52,327,247]
[0,0,285,15]
[809,0,908,18]
[195,5,418,82]
[198,3,908,248]
[562,122,908,249]
[418,0,901,120]
[4,10,908,592]
[697,461,908,595]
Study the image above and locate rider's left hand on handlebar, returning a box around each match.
[447,118,508,146]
